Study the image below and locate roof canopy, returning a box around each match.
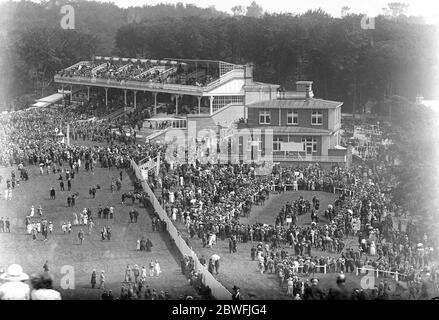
[145,116,185,121]
[36,93,65,104]
[31,101,51,108]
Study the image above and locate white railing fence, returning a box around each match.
[130,159,232,300]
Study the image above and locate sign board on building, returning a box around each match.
[281,142,303,152]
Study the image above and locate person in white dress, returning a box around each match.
[26,223,32,235]
[287,278,294,296]
[154,261,161,277]
[30,206,35,217]
[67,221,72,233]
[171,208,177,221]
[73,213,78,225]
[169,192,174,203]
[0,264,30,300]
[136,239,140,251]
[370,241,376,256]
[141,266,147,283]
[88,220,94,234]
[83,214,88,226]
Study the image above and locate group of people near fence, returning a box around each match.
[141,137,438,300]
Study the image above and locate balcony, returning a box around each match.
[54,75,204,95]
[272,154,346,163]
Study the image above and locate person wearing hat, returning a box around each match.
[231,285,241,300]
[0,264,30,300]
[99,271,105,289]
[91,269,97,288]
[30,273,61,300]
[78,229,84,245]
[304,278,325,300]
[327,273,350,300]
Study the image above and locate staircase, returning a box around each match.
[211,103,245,128]
[145,128,170,143]
[101,107,128,121]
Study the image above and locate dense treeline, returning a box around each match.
[115,12,438,113]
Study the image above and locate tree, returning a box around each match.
[246,1,263,18]
[385,2,410,17]
[341,6,351,17]
[231,5,246,16]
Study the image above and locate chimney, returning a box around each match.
[244,63,254,85]
[296,81,314,99]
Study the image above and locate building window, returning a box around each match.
[247,137,262,151]
[311,111,323,125]
[273,137,283,151]
[301,137,317,154]
[212,95,244,113]
[287,111,298,125]
[259,111,271,124]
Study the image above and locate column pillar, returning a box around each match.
[197,96,202,114]
[209,96,214,115]
[153,92,158,115]
[61,85,65,106]
[175,95,181,116]
[133,90,137,109]
[124,89,127,106]
[104,87,108,107]
[70,85,73,103]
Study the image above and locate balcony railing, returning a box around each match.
[54,75,204,94]
[55,66,245,95]
[272,154,346,162]
[194,153,346,163]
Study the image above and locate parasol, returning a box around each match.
[211,254,220,261]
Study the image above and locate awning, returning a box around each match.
[145,117,185,121]
[31,101,51,108]
[37,93,65,104]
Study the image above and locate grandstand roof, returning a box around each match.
[247,98,342,109]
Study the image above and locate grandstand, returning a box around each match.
[54,56,349,165]
[54,56,256,116]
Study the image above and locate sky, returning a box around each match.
[98,0,439,23]
[1,0,438,23]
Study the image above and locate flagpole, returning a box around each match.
[67,123,70,146]
[156,152,161,177]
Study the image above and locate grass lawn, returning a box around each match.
[0,162,197,300]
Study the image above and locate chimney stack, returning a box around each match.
[296,81,314,99]
[244,63,254,85]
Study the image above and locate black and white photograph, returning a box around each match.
[0,0,438,308]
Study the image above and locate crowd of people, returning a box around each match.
[1,102,438,300]
[56,59,219,87]
[142,138,438,299]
